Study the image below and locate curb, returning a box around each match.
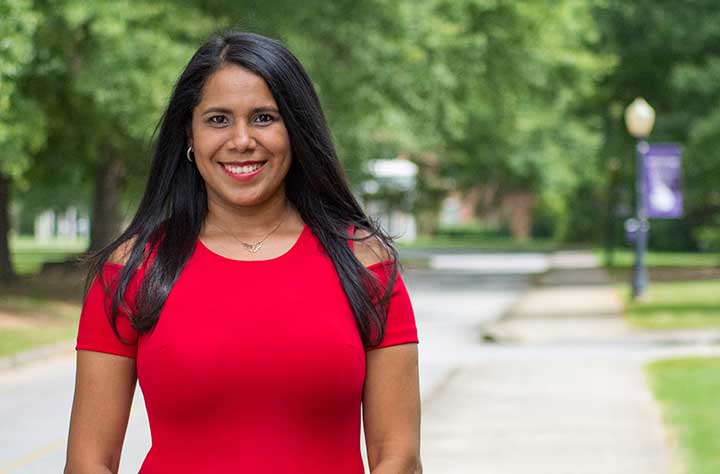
[479,266,548,344]
[479,252,720,348]
[0,340,75,372]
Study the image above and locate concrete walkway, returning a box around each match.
[421,251,720,474]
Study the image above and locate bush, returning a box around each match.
[646,219,698,252]
[435,223,510,239]
[696,223,720,252]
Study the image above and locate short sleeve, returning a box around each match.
[365,262,419,352]
[75,263,139,359]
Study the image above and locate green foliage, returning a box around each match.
[592,0,720,251]
[5,0,718,249]
[64,1,216,141]
[0,0,45,179]
[696,218,720,251]
[435,223,510,239]
[14,0,218,211]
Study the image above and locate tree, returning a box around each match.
[0,0,44,281]
[388,0,607,240]
[21,0,217,252]
[591,0,720,251]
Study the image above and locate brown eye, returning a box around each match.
[254,113,274,124]
[208,115,228,125]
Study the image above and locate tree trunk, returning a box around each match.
[0,173,17,283]
[502,191,536,242]
[464,184,500,226]
[88,153,126,253]
[414,152,451,235]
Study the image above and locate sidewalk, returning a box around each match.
[420,251,720,474]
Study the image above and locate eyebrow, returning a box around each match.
[201,106,279,115]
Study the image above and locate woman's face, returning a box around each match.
[189,64,292,209]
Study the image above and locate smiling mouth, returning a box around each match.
[219,161,267,175]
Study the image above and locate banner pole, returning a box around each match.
[632,140,650,300]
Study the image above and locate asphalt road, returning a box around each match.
[0,252,547,474]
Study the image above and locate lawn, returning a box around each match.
[10,235,88,275]
[398,234,560,252]
[0,295,81,358]
[599,249,720,269]
[619,279,720,329]
[647,357,720,474]
[1,236,89,357]
[607,248,720,329]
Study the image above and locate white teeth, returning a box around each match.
[222,162,264,175]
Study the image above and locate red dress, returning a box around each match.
[75,224,419,473]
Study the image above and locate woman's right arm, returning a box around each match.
[65,238,138,473]
[64,350,137,474]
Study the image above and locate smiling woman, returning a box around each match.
[64,31,421,474]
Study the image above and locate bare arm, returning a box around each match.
[363,344,422,473]
[65,239,138,473]
[64,350,137,473]
[352,228,422,473]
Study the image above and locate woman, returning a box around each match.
[64,31,422,473]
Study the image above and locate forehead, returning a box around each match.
[197,65,276,109]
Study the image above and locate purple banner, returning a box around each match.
[642,144,683,219]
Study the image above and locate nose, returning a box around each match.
[229,122,256,151]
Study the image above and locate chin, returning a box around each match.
[227,196,264,207]
[229,191,275,207]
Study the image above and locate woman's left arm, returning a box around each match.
[351,228,422,472]
[363,343,422,474]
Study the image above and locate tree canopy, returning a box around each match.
[2,0,719,281]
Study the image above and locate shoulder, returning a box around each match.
[108,236,139,266]
[352,227,393,267]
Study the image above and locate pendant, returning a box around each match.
[242,242,262,253]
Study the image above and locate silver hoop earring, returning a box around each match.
[186,146,194,162]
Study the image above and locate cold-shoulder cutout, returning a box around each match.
[108,236,139,266]
[350,227,393,268]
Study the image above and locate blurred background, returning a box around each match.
[1,1,720,473]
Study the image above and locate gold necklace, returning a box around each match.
[208,203,290,253]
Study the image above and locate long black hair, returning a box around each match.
[81,30,399,349]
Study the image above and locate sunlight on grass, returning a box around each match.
[648,357,720,474]
[0,296,80,356]
[619,280,720,329]
[0,325,78,358]
[597,249,720,268]
[9,236,88,275]
[399,235,559,252]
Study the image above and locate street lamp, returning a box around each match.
[625,98,656,299]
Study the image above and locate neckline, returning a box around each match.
[196,222,309,263]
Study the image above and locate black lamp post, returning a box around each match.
[624,98,656,300]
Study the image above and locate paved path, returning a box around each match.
[421,251,720,474]
[408,253,547,397]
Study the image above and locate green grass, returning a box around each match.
[647,357,720,474]
[0,325,79,357]
[0,295,80,357]
[619,280,720,329]
[9,236,88,275]
[398,234,561,252]
[598,248,720,268]
[2,236,88,357]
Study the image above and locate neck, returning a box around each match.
[204,191,292,240]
